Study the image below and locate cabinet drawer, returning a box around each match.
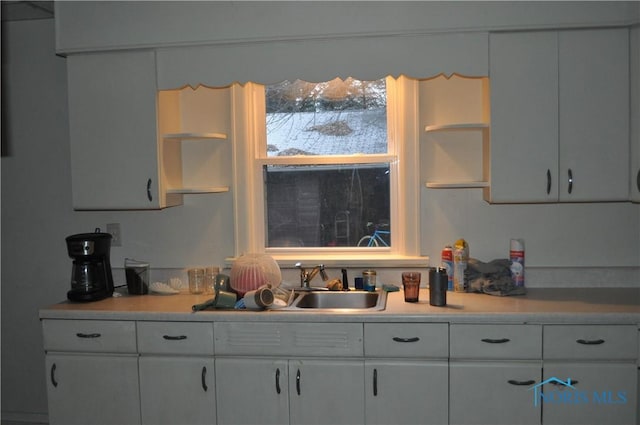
[544,325,637,360]
[137,321,214,355]
[42,319,136,353]
[215,322,363,357]
[450,324,542,359]
[364,323,448,358]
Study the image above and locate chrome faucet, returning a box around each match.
[295,263,328,288]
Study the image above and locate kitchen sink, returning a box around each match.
[283,290,387,311]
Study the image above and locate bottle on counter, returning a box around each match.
[510,239,525,287]
[441,245,454,291]
[453,239,469,293]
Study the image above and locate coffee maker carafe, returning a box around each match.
[66,230,114,302]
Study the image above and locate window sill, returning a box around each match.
[226,254,430,269]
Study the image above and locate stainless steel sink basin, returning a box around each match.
[284,290,386,311]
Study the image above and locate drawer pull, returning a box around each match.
[275,368,281,394]
[481,338,510,344]
[508,379,536,386]
[163,335,187,341]
[546,169,552,195]
[549,379,579,387]
[296,369,301,395]
[392,336,420,343]
[50,363,58,387]
[373,368,378,396]
[576,338,605,345]
[201,366,208,392]
[76,332,101,339]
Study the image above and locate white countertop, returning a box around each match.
[39,288,640,324]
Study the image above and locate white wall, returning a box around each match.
[2,5,639,422]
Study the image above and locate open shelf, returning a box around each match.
[425,181,489,189]
[166,186,230,194]
[163,132,227,140]
[424,123,489,133]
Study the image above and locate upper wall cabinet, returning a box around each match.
[67,50,173,210]
[486,28,629,203]
[67,51,231,210]
[631,26,640,203]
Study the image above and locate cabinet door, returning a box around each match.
[67,50,169,209]
[365,360,448,425]
[450,361,541,425]
[543,362,637,425]
[487,31,559,203]
[45,354,140,425]
[289,359,364,425]
[139,356,215,425]
[215,358,289,425]
[558,28,629,201]
[631,26,640,203]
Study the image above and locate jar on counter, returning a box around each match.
[362,269,377,292]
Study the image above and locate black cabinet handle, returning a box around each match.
[392,337,420,343]
[576,338,605,345]
[481,338,510,344]
[147,178,153,202]
[296,369,301,395]
[546,169,552,195]
[373,368,378,396]
[549,379,579,387]
[76,333,101,339]
[201,366,208,392]
[50,363,58,387]
[636,169,640,192]
[275,368,281,394]
[508,379,536,386]
[163,335,187,341]
[567,169,573,194]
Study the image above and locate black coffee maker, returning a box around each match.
[66,229,114,302]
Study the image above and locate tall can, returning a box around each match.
[362,269,377,292]
[441,246,454,291]
[453,239,469,293]
[510,239,525,287]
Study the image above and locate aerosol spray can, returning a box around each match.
[441,246,454,291]
[510,239,525,287]
[453,239,469,293]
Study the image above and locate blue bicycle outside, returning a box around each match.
[357,222,390,247]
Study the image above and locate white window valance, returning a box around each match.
[156,32,488,89]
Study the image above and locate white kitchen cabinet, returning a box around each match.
[67,50,172,209]
[289,359,364,425]
[487,28,629,203]
[631,26,640,203]
[365,360,448,425]
[450,361,542,425]
[67,51,231,210]
[215,358,289,425]
[364,323,449,425]
[42,320,140,425]
[449,324,542,425]
[139,357,215,425]
[542,325,638,425]
[136,321,216,425]
[214,322,364,425]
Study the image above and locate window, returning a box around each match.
[233,76,422,264]
[264,78,390,248]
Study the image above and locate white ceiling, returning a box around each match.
[1,1,54,21]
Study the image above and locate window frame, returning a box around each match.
[231,77,425,267]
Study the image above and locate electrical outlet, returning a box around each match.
[106,223,122,246]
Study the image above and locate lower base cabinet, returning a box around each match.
[365,360,448,425]
[216,358,364,425]
[45,354,141,425]
[542,362,638,425]
[449,361,542,425]
[139,357,216,425]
